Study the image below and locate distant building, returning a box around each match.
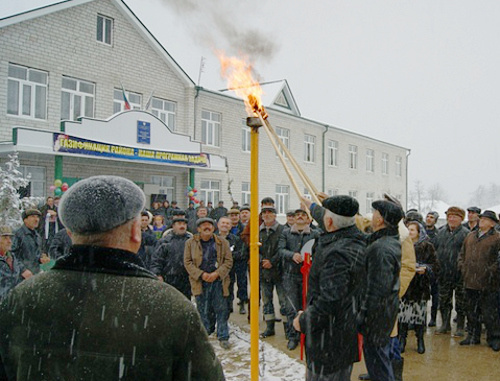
[0,0,409,214]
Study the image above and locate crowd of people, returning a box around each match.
[0,176,499,380]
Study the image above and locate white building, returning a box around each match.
[0,0,410,215]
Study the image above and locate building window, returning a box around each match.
[201,110,221,147]
[366,149,374,172]
[241,182,250,205]
[395,156,402,177]
[97,14,113,45]
[242,122,251,152]
[200,180,220,205]
[275,127,290,158]
[275,185,289,215]
[348,145,358,169]
[7,63,47,119]
[18,166,46,197]
[113,89,141,113]
[303,188,312,200]
[151,175,174,201]
[61,77,95,121]
[382,153,389,175]
[348,190,358,200]
[366,192,374,214]
[327,189,339,196]
[304,134,315,163]
[151,98,176,130]
[328,140,338,167]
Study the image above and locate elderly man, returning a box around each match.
[184,217,233,349]
[293,196,365,380]
[0,226,30,300]
[458,210,500,351]
[434,206,469,336]
[357,199,404,381]
[150,216,193,300]
[280,208,320,350]
[11,209,44,276]
[0,176,224,380]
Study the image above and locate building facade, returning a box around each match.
[0,0,409,215]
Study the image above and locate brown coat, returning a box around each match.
[184,234,233,297]
[458,229,500,291]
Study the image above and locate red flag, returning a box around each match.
[120,83,131,110]
[300,252,312,361]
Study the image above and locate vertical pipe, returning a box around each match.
[250,126,260,381]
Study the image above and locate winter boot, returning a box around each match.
[260,320,275,338]
[428,309,437,327]
[238,302,247,315]
[283,322,290,340]
[392,358,404,381]
[415,325,426,354]
[454,314,465,337]
[358,374,371,380]
[436,309,451,334]
[287,338,299,350]
[460,334,480,345]
[398,323,408,353]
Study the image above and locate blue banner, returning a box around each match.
[53,133,210,168]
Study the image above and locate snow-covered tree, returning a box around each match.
[0,152,30,229]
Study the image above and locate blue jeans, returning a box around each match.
[261,277,287,322]
[363,339,394,381]
[196,281,229,341]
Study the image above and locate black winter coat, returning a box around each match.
[403,240,438,301]
[11,225,42,274]
[298,225,366,375]
[357,227,401,346]
[434,224,468,281]
[0,246,224,380]
[150,232,191,278]
[138,229,157,268]
[278,225,320,279]
[0,253,22,300]
[48,228,72,260]
[223,233,246,262]
[259,222,285,281]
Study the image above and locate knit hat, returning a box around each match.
[59,176,145,235]
[445,206,466,220]
[372,200,404,227]
[322,195,359,217]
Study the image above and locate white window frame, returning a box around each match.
[61,77,95,121]
[303,188,312,200]
[304,134,316,163]
[201,110,221,147]
[366,149,374,172]
[275,185,289,215]
[97,14,113,45]
[151,97,176,130]
[200,180,220,205]
[348,190,358,200]
[242,122,251,152]
[151,175,175,201]
[7,63,48,120]
[366,192,374,214]
[382,153,389,175]
[113,89,141,113]
[348,144,358,169]
[275,127,290,158]
[241,182,250,205]
[328,140,339,167]
[19,166,46,197]
[327,189,339,197]
[395,156,402,177]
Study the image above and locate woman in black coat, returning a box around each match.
[398,221,438,354]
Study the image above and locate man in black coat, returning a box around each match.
[294,196,366,380]
[210,201,228,222]
[357,199,403,381]
[48,228,72,260]
[11,209,44,276]
[150,217,193,299]
[0,176,224,380]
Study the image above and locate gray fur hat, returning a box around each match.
[59,176,145,235]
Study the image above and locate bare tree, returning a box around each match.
[427,183,446,210]
[409,180,425,211]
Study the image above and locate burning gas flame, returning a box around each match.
[217,52,267,119]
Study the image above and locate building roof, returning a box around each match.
[0,0,195,87]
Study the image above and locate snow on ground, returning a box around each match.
[211,323,305,380]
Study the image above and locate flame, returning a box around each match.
[217,52,267,119]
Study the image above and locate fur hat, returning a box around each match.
[322,195,359,217]
[427,211,439,221]
[59,176,145,235]
[0,226,13,236]
[372,200,404,227]
[445,206,466,220]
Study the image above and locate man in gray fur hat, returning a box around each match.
[0,176,224,380]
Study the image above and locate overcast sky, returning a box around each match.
[3,0,500,205]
